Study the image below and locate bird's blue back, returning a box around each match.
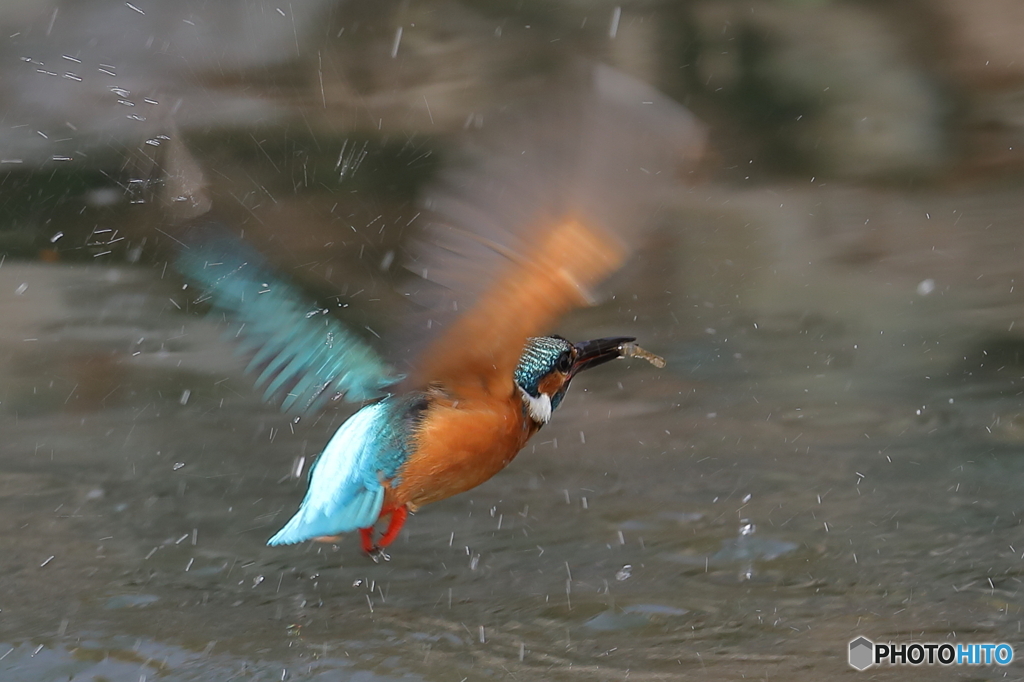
[266,394,425,545]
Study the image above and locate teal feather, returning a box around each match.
[267,400,391,545]
[266,395,424,545]
[176,236,402,414]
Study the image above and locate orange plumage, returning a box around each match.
[216,60,705,557]
[386,389,535,512]
[412,218,625,397]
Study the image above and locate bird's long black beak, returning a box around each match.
[571,336,636,375]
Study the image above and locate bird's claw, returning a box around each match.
[367,546,391,563]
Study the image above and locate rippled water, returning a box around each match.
[3,2,1024,678]
[4,179,1024,681]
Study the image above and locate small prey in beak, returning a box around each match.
[571,336,666,375]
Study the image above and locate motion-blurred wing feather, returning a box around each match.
[413,219,625,395]
[406,61,706,393]
[177,234,402,414]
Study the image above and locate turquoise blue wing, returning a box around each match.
[176,234,402,414]
[267,400,392,544]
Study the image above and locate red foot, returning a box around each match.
[359,527,375,554]
[377,506,408,548]
[357,506,409,555]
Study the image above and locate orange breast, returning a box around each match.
[385,394,537,511]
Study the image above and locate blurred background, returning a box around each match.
[3,1,1024,680]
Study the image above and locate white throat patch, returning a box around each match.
[518,386,552,424]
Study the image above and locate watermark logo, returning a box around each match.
[848,636,1014,670]
[848,637,874,671]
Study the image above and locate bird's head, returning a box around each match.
[514,335,635,425]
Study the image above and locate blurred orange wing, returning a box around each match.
[413,218,624,398]
[401,61,705,395]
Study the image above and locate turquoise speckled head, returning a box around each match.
[514,336,574,409]
[514,335,637,416]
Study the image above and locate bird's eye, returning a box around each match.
[556,352,572,374]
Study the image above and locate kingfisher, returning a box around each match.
[275,332,654,555]
[179,220,664,557]
[173,61,703,558]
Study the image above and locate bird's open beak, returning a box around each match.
[571,336,636,375]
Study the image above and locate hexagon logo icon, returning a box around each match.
[849,636,874,670]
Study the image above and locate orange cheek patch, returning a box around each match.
[537,372,567,397]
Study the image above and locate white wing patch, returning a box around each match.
[519,386,552,424]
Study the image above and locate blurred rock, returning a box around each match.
[0,0,680,164]
[0,0,330,167]
[0,0,696,269]
[935,0,1024,86]
[689,0,949,179]
[930,0,1024,174]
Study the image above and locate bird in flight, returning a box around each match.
[175,62,704,559]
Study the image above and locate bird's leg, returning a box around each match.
[359,527,376,554]
[359,506,408,562]
[376,506,409,548]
